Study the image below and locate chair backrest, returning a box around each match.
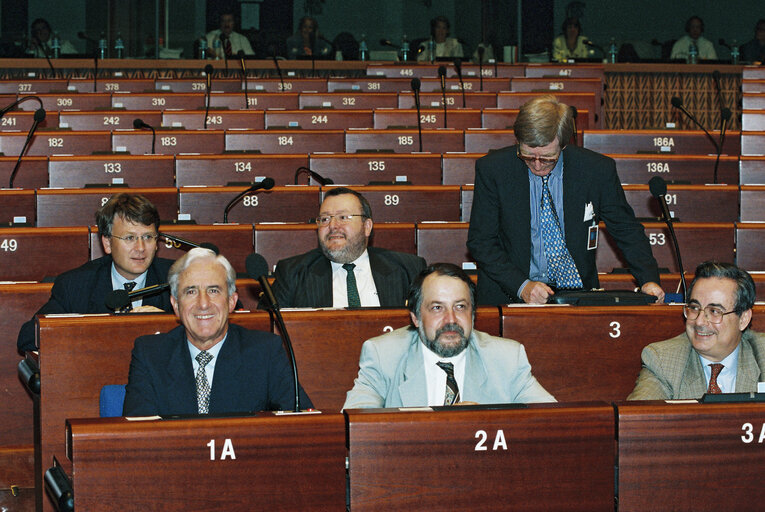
[99,384,126,417]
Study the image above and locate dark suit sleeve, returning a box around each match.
[265,336,314,410]
[122,337,161,416]
[467,154,530,298]
[17,277,75,353]
[269,258,295,309]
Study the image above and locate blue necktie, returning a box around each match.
[540,175,582,289]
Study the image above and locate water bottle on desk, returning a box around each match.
[98,32,107,59]
[688,42,698,64]
[114,33,124,59]
[51,32,60,58]
[213,39,222,60]
[730,41,740,64]
[607,38,617,63]
[401,35,410,61]
[199,37,208,59]
[429,38,435,63]
[359,34,368,61]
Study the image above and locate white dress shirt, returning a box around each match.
[330,249,380,308]
[110,265,148,308]
[699,343,740,393]
[422,341,467,406]
[188,334,227,388]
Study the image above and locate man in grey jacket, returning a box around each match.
[343,263,555,409]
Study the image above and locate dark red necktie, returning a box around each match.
[707,363,724,394]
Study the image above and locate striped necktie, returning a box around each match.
[540,174,583,289]
[436,361,460,406]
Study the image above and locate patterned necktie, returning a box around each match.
[195,351,214,414]
[342,263,361,308]
[707,363,724,394]
[436,361,460,406]
[540,174,583,289]
[224,38,232,57]
[123,281,136,292]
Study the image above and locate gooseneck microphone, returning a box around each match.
[670,96,719,153]
[0,95,44,119]
[9,108,46,188]
[237,50,249,109]
[453,59,466,108]
[203,64,214,129]
[477,46,485,91]
[159,232,220,254]
[133,118,156,154]
[105,283,171,312]
[272,53,285,92]
[438,65,448,128]
[649,176,687,300]
[570,106,578,146]
[33,36,56,77]
[712,70,724,113]
[714,108,732,184]
[219,33,229,75]
[246,253,301,412]
[411,77,424,152]
[223,177,275,223]
[293,166,334,186]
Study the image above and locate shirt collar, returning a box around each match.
[111,263,148,291]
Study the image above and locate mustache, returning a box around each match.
[436,323,465,338]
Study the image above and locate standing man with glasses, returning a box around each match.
[267,187,426,308]
[17,193,174,352]
[467,95,664,305]
[629,261,764,400]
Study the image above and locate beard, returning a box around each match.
[419,322,469,358]
[319,228,367,264]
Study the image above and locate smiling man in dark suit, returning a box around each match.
[269,187,426,308]
[123,248,312,416]
[467,95,664,305]
[17,193,174,353]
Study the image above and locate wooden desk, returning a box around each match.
[48,154,175,188]
[740,185,765,221]
[463,128,515,153]
[110,92,205,110]
[346,403,614,511]
[416,222,473,268]
[741,131,765,156]
[609,154,739,185]
[58,110,161,131]
[154,77,239,93]
[740,156,765,185]
[0,189,35,225]
[66,414,347,511]
[0,110,59,131]
[243,78,328,93]
[441,153,482,185]
[0,130,111,157]
[497,92,599,128]
[225,129,345,154]
[175,153,308,186]
[0,226,89,281]
[299,91,398,109]
[373,108,482,130]
[617,401,765,511]
[21,93,112,112]
[623,184,739,222]
[308,153,442,185]
[266,109,374,130]
[583,129,741,156]
[208,92,299,110]
[398,92,498,109]
[321,185,461,223]
[66,78,154,94]
[111,129,225,155]
[419,77,509,94]
[524,64,604,78]
[162,110,265,130]
[735,222,765,270]
[0,155,48,189]
[344,128,464,154]
[0,79,68,94]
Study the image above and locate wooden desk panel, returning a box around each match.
[0,79,68,94]
[299,92,397,109]
[419,77,509,93]
[617,401,765,511]
[742,131,765,156]
[623,184,739,222]
[161,110,265,130]
[0,227,89,281]
[327,77,412,93]
[48,155,175,188]
[111,130,225,155]
[740,185,765,221]
[742,92,765,110]
[208,92,299,110]
[366,63,523,79]
[596,222,735,273]
[243,78,328,93]
[346,403,614,511]
[416,222,474,268]
[111,92,206,110]
[0,110,59,131]
[18,93,112,112]
[742,79,765,93]
[735,222,765,270]
[441,153,480,185]
[481,107,590,130]
[609,154,739,185]
[265,109,374,130]
[154,77,240,93]
[0,156,48,189]
[743,68,765,80]
[36,188,178,227]
[66,414,347,511]
[175,154,308,186]
[309,153,442,185]
[497,91,599,128]
[397,92,498,109]
[583,130,741,156]
[178,186,319,224]
[511,76,602,93]
[463,128,514,153]
[0,130,111,157]
[461,185,474,222]
[344,128,464,154]
[58,110,161,131]
[502,305,685,401]
[373,108,482,130]
[524,64,605,78]
[225,129,345,154]
[742,110,765,131]
[321,185,461,223]
[740,156,765,185]
[66,78,154,93]
[0,189,35,225]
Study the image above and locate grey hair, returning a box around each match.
[513,95,574,147]
[168,248,236,298]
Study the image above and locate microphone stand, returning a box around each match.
[273,54,285,92]
[223,178,275,223]
[411,78,423,152]
[293,166,334,186]
[438,66,448,128]
[204,64,213,129]
[649,176,687,300]
[477,47,485,92]
[9,108,45,188]
[238,51,249,109]
[453,59,466,108]
[713,108,731,184]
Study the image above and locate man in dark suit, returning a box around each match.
[123,248,312,416]
[17,193,174,353]
[270,187,426,308]
[467,95,664,305]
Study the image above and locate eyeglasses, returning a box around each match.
[111,233,159,245]
[683,303,737,324]
[315,214,366,227]
[516,147,561,167]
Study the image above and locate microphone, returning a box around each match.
[453,59,466,108]
[133,118,157,154]
[223,177,275,223]
[272,54,285,92]
[294,166,334,186]
[379,39,399,49]
[411,77,423,152]
[203,64,214,128]
[438,65,448,129]
[245,253,301,412]
[649,176,687,300]
[582,39,605,56]
[0,95,44,119]
[570,106,578,146]
[237,50,249,109]
[160,232,220,254]
[79,32,98,92]
[477,46,485,91]
[33,36,56,77]
[219,33,229,74]
[105,283,171,312]
[9,108,45,188]
[669,96,719,154]
[712,70,724,113]
[714,107,732,184]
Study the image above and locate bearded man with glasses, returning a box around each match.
[628,261,765,400]
[467,95,664,305]
[17,193,174,352]
[267,187,426,308]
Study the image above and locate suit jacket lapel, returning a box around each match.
[507,149,532,274]
[167,330,198,413]
[679,349,707,397]
[306,257,333,306]
[562,148,586,256]
[209,327,243,413]
[369,249,396,305]
[735,335,759,392]
[462,341,488,403]
[90,258,114,313]
[398,339,428,407]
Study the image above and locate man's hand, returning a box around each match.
[520,281,555,304]
[640,281,665,303]
[129,305,165,313]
